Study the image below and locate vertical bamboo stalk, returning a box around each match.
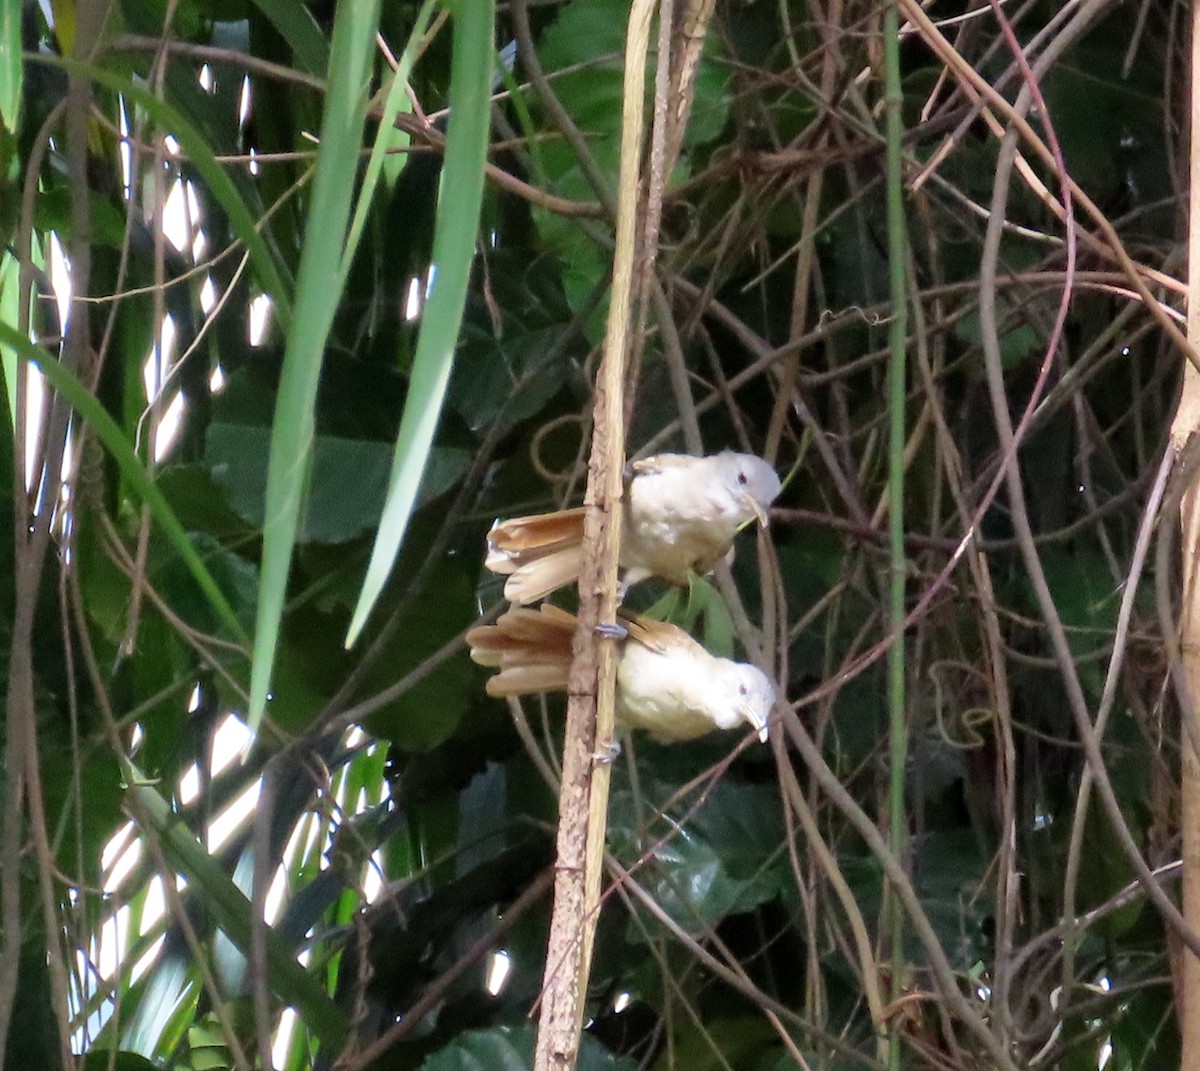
[532,3,656,1069]
[1170,3,1200,1062]
[882,0,910,1067]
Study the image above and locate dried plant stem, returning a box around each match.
[532,2,655,1069]
[1168,0,1200,1061]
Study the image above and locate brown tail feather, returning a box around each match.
[485,664,571,696]
[467,604,576,696]
[503,545,585,605]
[485,508,586,575]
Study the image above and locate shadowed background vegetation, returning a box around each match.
[0,1,1189,1069]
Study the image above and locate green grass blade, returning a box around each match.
[344,0,495,647]
[0,323,246,642]
[248,0,331,77]
[128,775,351,1052]
[0,253,21,430]
[342,0,439,264]
[0,0,20,133]
[248,0,384,731]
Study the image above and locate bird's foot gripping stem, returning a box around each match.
[593,621,629,641]
[592,738,622,764]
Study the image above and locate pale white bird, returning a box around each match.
[486,451,782,605]
[466,603,774,744]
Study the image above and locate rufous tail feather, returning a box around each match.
[502,545,585,605]
[485,508,587,574]
[467,605,576,695]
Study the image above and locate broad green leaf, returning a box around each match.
[449,250,583,432]
[911,828,990,971]
[420,1027,533,1071]
[1035,547,1121,699]
[345,0,495,646]
[1107,984,1178,1071]
[363,560,477,749]
[954,310,1039,371]
[610,779,784,938]
[641,575,734,659]
[207,424,469,544]
[651,1016,780,1071]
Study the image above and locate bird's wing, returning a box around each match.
[620,613,697,656]
[485,508,587,572]
[629,453,696,476]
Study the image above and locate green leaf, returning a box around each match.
[81,1053,160,1071]
[1036,547,1121,699]
[650,1016,779,1071]
[0,252,21,429]
[207,423,470,544]
[450,250,582,432]
[127,775,352,1051]
[911,829,990,971]
[642,575,735,659]
[250,0,384,729]
[954,310,1039,370]
[0,0,21,132]
[345,0,495,645]
[118,949,194,1059]
[248,0,330,77]
[0,323,246,643]
[420,1027,533,1071]
[363,560,477,749]
[610,779,784,938]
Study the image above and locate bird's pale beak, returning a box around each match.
[741,704,769,743]
[739,491,770,528]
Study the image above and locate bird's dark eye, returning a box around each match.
[737,471,749,485]
[738,683,749,695]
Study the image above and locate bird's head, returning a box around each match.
[714,452,782,527]
[715,661,775,742]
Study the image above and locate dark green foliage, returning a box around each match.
[0,0,1190,1069]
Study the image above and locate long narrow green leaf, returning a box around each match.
[33,55,294,328]
[342,0,439,263]
[248,0,384,730]
[0,323,246,642]
[128,776,351,1051]
[248,0,331,77]
[0,0,20,132]
[344,0,495,647]
[0,253,20,429]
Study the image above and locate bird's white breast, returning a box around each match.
[616,640,734,742]
[623,462,746,582]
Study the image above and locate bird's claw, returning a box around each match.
[593,739,622,764]
[594,621,628,641]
